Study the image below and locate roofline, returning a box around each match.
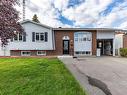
[20,19,52,29]
[53,28,125,31]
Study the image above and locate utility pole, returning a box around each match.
[23,0,25,21]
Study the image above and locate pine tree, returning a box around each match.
[0,0,24,46]
[32,14,40,23]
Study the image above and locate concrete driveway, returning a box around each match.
[59,56,127,95]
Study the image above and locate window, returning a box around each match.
[13,33,26,42]
[21,51,31,56]
[32,32,48,42]
[74,32,91,42]
[37,51,46,56]
[75,51,91,55]
[35,33,44,42]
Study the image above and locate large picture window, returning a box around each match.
[74,32,91,42]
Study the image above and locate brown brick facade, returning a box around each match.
[47,30,74,55]
[123,35,127,48]
[47,30,97,56]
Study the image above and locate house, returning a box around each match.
[51,28,116,56]
[115,31,127,55]
[115,32,124,55]
[0,20,125,57]
[0,20,55,56]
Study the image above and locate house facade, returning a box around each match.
[0,20,55,56]
[48,28,116,56]
[0,20,124,57]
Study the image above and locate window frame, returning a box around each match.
[21,51,31,56]
[74,32,92,42]
[37,51,46,56]
[35,32,45,42]
[75,51,91,56]
[13,33,26,42]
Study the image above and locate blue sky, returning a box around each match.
[17,0,127,29]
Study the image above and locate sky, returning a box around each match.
[16,0,127,29]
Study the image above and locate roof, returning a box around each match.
[20,20,127,32]
[20,19,52,29]
[53,28,125,31]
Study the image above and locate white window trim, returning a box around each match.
[35,32,45,42]
[37,51,46,56]
[74,51,92,56]
[21,51,31,56]
[13,33,23,42]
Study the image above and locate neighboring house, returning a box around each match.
[0,20,125,56]
[115,32,124,55]
[115,32,127,55]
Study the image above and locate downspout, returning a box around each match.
[52,29,55,50]
[113,30,115,56]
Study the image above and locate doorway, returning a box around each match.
[97,39,113,56]
[63,40,69,54]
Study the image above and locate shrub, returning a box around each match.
[120,48,127,57]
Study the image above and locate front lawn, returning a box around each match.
[0,58,86,95]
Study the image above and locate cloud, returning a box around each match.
[16,0,127,29]
[62,0,113,27]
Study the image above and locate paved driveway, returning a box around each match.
[74,57,127,95]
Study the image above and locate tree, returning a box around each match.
[32,14,40,23]
[0,0,24,46]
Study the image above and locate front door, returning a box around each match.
[63,40,69,54]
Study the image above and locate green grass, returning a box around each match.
[0,58,86,95]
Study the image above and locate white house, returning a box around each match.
[0,20,55,56]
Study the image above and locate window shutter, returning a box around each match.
[45,32,48,42]
[32,32,35,42]
[11,37,13,42]
[23,33,26,42]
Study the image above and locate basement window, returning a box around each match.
[21,51,31,56]
[37,51,46,56]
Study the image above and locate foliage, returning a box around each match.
[0,58,86,95]
[120,48,127,57]
[0,0,24,46]
[32,14,40,23]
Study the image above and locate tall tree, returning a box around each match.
[0,0,24,46]
[32,14,40,23]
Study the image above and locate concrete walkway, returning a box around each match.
[59,56,127,95]
[59,57,105,95]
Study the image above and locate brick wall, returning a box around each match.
[123,35,127,48]
[11,50,46,56]
[47,30,74,56]
[47,30,97,56]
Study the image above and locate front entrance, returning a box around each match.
[97,39,113,56]
[63,40,69,54]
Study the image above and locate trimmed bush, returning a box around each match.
[120,48,127,57]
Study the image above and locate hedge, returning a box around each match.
[120,48,127,57]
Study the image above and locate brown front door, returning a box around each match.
[63,40,69,54]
